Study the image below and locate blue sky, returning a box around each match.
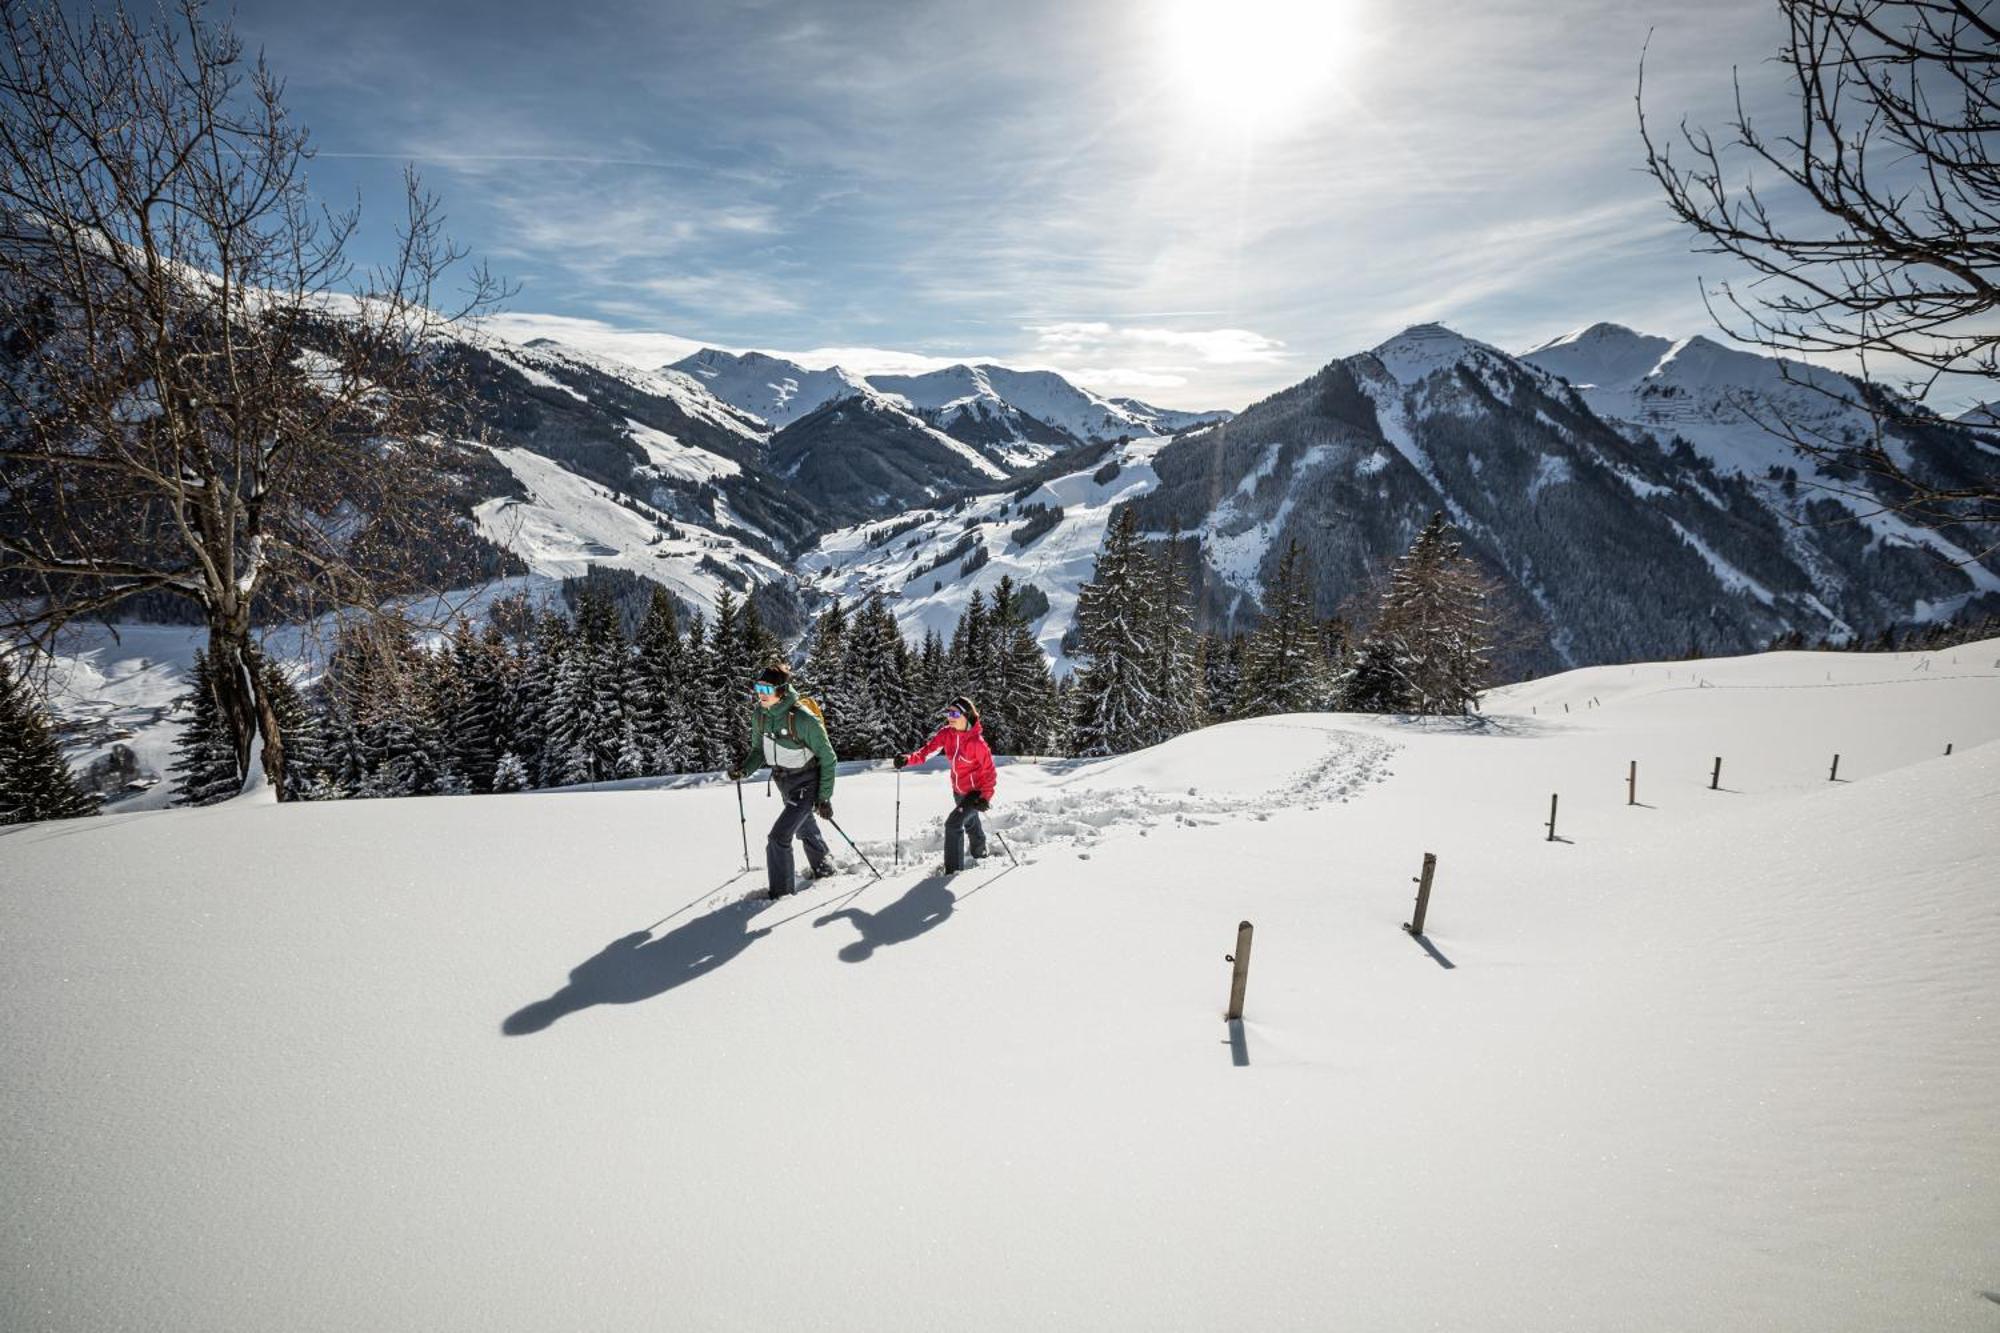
[214,0,1798,409]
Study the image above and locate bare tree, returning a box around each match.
[1638,0,2000,537]
[0,0,507,797]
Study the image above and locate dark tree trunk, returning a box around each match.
[207,624,288,800]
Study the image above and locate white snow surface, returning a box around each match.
[4,642,1998,1330]
[798,437,1167,671]
[474,446,783,601]
[622,417,741,482]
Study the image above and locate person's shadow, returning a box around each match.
[813,876,956,962]
[503,898,771,1035]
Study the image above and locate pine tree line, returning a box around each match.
[799,576,1059,759]
[1067,510,1496,755]
[164,512,1502,797]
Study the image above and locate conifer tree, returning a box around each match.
[907,627,949,739]
[850,594,914,757]
[1345,513,1493,716]
[1147,542,1203,739]
[984,576,1057,755]
[445,621,515,793]
[707,588,751,759]
[259,663,323,801]
[948,588,995,706]
[0,655,97,823]
[1070,508,1159,756]
[1199,632,1243,723]
[169,649,242,806]
[1237,541,1327,716]
[800,596,857,755]
[681,609,731,771]
[629,589,691,775]
[1337,633,1412,713]
[741,598,782,679]
[520,610,574,787]
[561,584,633,784]
[492,751,529,793]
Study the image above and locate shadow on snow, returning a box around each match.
[502,896,770,1035]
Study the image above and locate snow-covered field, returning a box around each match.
[4,643,1998,1331]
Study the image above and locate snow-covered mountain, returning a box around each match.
[441,333,817,602]
[670,348,1231,465]
[9,641,1998,1328]
[1519,322,1982,487]
[788,320,1999,676]
[763,391,1009,532]
[666,348,876,430]
[869,363,1231,447]
[868,363,1142,449]
[1109,321,1999,670]
[799,436,1168,671]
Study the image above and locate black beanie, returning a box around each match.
[949,694,979,723]
[756,661,791,687]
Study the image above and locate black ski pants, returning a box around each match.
[943,802,987,873]
[767,762,830,896]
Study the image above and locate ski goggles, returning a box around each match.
[753,682,778,698]
[943,707,964,719]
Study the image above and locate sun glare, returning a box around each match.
[1154,0,1360,133]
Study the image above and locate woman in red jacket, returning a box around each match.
[894,694,997,874]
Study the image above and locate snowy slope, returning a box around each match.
[1521,325,2000,593]
[499,338,767,443]
[474,446,784,599]
[666,348,873,431]
[798,436,1167,670]
[4,642,1997,1330]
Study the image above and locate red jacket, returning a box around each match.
[906,721,997,801]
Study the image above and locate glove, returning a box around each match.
[727,767,744,781]
[815,800,833,820]
[893,755,909,769]
[958,792,990,812]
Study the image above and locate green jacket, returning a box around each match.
[740,685,837,802]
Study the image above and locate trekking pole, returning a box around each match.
[825,816,883,880]
[893,766,902,869]
[734,776,751,872]
[991,826,1020,867]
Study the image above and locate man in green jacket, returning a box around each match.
[729,661,839,897]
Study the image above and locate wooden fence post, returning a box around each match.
[1404,853,1438,937]
[1710,756,1722,790]
[1546,793,1559,842]
[1627,760,1637,806]
[1829,753,1841,781]
[1224,921,1253,1022]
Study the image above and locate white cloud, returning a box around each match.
[1030,322,1288,366]
[1066,366,1191,390]
[477,313,706,370]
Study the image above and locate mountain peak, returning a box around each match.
[1520,323,1674,390]
[1369,323,1507,386]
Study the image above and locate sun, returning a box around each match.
[1152,0,1362,134]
